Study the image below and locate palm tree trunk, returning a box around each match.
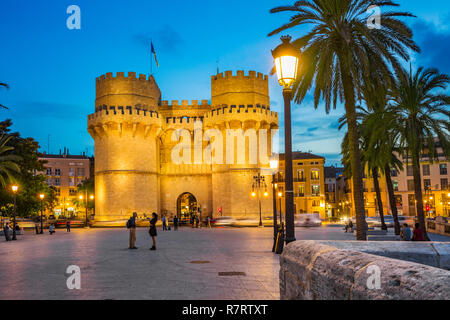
[372,167,387,230]
[339,59,367,240]
[412,152,430,241]
[385,164,401,235]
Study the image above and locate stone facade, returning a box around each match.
[88,71,279,222]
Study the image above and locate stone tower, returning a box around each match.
[88,72,162,221]
[207,71,278,217]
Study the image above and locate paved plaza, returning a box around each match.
[0,225,448,300]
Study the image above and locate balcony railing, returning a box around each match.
[294,178,306,182]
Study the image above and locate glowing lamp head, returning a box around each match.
[11,185,18,193]
[272,35,300,89]
[269,158,279,170]
[278,192,283,198]
[90,195,94,200]
[264,191,269,197]
[39,194,45,200]
[79,195,83,200]
[251,192,256,198]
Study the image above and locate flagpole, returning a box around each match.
[150,40,153,76]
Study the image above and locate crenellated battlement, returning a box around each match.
[211,70,268,81]
[96,72,154,82]
[88,105,161,121]
[161,100,210,107]
[205,104,277,118]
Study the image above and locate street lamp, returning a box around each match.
[270,158,279,252]
[252,173,268,227]
[39,193,45,234]
[272,35,300,244]
[11,185,18,241]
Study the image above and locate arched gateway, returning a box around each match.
[176,193,198,224]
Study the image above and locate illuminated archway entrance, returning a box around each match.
[176,193,198,224]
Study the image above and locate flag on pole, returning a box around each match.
[151,42,159,68]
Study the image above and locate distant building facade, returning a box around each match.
[276,152,327,219]
[337,141,449,218]
[39,149,92,216]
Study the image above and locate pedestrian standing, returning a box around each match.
[190,215,194,228]
[49,224,55,235]
[195,215,199,228]
[149,212,158,250]
[66,220,71,233]
[173,216,179,231]
[206,216,211,229]
[162,215,167,231]
[127,212,138,249]
[3,223,10,241]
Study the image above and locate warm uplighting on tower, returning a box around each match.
[251,192,256,198]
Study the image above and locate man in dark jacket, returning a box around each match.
[128,212,138,249]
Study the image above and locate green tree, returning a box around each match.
[268,0,419,240]
[0,135,21,187]
[0,120,50,217]
[388,66,450,240]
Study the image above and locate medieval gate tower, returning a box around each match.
[88,70,279,222]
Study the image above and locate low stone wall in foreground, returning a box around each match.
[280,241,450,300]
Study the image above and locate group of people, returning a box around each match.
[127,212,158,250]
[3,223,20,241]
[401,223,425,241]
[127,213,214,250]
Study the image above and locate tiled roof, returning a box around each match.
[278,152,325,161]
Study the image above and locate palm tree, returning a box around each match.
[269,0,419,240]
[388,66,450,240]
[364,104,404,235]
[0,134,21,187]
[0,82,9,110]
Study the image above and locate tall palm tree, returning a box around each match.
[0,134,21,187]
[0,82,9,110]
[269,0,419,240]
[388,66,450,240]
[364,104,404,235]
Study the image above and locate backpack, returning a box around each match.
[126,219,131,229]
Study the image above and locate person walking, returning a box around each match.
[149,212,158,250]
[3,223,10,241]
[162,215,167,231]
[127,212,138,249]
[195,215,199,228]
[400,223,412,241]
[412,223,425,241]
[206,216,211,229]
[190,215,194,228]
[66,220,71,233]
[173,216,179,231]
[49,224,55,235]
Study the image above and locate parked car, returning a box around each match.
[295,214,322,227]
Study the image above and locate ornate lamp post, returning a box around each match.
[270,158,279,252]
[39,193,45,234]
[11,185,18,241]
[252,173,268,227]
[272,35,300,244]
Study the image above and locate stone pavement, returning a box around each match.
[0,225,448,300]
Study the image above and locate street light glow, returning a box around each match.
[272,36,300,88]
[11,185,18,193]
[39,194,45,200]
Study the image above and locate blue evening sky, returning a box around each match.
[1,0,449,165]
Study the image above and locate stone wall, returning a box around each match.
[280,241,450,300]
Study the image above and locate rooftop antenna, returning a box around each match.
[47,134,50,154]
[216,58,220,74]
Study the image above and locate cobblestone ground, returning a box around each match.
[0,226,447,300]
